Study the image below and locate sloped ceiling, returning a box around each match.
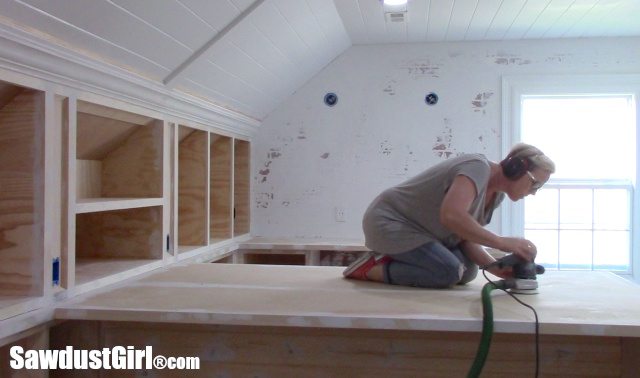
[0,0,351,121]
[0,0,639,123]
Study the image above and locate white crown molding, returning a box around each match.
[0,20,260,137]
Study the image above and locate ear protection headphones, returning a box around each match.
[500,155,531,180]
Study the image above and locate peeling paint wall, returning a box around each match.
[252,37,640,240]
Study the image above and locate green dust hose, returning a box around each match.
[467,280,507,378]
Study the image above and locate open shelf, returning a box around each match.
[75,258,161,286]
[233,139,250,236]
[0,81,45,318]
[243,252,306,265]
[177,126,208,253]
[210,133,232,242]
[76,100,163,200]
[76,198,163,214]
[75,206,163,284]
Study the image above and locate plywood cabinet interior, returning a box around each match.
[177,126,208,253]
[75,206,163,284]
[174,129,250,255]
[0,326,48,377]
[72,100,166,287]
[234,139,250,236]
[0,81,44,320]
[210,134,232,242]
[76,100,163,200]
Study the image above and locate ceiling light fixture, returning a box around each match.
[383,0,408,21]
[383,0,408,5]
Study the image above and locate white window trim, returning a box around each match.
[501,74,640,282]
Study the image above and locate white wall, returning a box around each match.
[252,37,640,240]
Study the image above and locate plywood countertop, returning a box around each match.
[55,264,640,337]
[238,237,369,251]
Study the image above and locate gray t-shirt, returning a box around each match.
[362,154,504,254]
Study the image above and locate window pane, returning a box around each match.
[525,229,558,269]
[525,188,558,230]
[521,96,635,180]
[593,189,630,230]
[559,189,592,230]
[558,230,592,270]
[593,231,630,271]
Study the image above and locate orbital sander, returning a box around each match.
[484,253,546,294]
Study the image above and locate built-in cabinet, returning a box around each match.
[71,100,168,288]
[0,74,252,323]
[174,124,250,258]
[0,81,45,321]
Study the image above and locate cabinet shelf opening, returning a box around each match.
[211,133,232,243]
[177,126,208,252]
[75,206,163,285]
[76,101,163,201]
[234,139,250,236]
[0,81,45,318]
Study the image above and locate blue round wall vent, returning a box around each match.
[324,92,338,107]
[425,92,439,105]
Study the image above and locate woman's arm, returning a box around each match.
[440,175,536,261]
[459,241,511,279]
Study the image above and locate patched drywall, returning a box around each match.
[253,37,640,240]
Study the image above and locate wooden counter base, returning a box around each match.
[49,320,638,377]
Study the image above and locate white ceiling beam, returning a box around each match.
[163,0,267,87]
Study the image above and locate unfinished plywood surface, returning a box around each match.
[74,258,163,287]
[0,88,44,297]
[178,127,207,247]
[233,139,249,235]
[75,198,164,214]
[0,82,23,110]
[0,326,48,378]
[76,103,163,199]
[240,237,369,251]
[75,206,162,260]
[76,113,138,160]
[210,134,232,240]
[55,264,640,338]
[75,159,101,199]
[101,120,163,198]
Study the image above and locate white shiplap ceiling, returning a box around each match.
[0,0,639,122]
[337,0,640,44]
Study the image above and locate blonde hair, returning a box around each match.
[507,143,556,173]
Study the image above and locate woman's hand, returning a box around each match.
[498,237,537,261]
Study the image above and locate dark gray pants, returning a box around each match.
[383,241,478,288]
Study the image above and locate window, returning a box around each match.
[522,96,635,272]
[502,75,640,279]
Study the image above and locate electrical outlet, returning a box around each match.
[334,207,346,222]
